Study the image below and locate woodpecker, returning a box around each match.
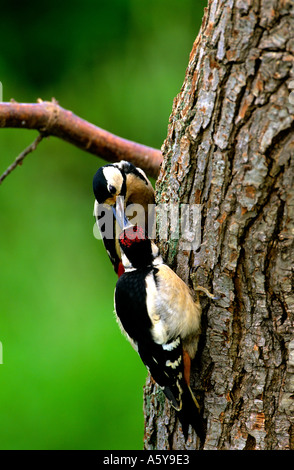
[93,161,155,277]
[114,225,214,441]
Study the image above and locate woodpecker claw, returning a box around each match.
[195,285,218,300]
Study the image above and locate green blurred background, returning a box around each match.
[0,0,203,450]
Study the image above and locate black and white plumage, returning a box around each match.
[93,161,155,276]
[114,226,205,441]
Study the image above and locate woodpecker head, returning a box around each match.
[93,163,126,205]
[93,160,155,233]
[93,160,153,206]
[119,226,161,269]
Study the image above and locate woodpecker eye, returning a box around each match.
[108,184,116,195]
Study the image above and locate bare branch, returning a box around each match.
[0,100,162,178]
[0,133,44,184]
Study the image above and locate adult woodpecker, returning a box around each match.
[114,225,215,441]
[93,161,155,277]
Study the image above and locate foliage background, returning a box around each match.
[0,0,203,450]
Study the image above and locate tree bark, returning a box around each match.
[144,0,294,450]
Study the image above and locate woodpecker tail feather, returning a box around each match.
[177,384,205,443]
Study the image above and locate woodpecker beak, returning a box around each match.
[112,196,131,230]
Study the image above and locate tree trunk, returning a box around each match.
[143,0,294,450]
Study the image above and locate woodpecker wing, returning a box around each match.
[114,267,185,410]
[145,264,202,359]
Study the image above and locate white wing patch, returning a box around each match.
[166,356,182,369]
[145,272,168,345]
[162,337,181,351]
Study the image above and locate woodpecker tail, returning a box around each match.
[177,384,205,443]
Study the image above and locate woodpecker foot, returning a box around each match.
[195,285,219,300]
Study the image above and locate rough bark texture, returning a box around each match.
[144,0,294,450]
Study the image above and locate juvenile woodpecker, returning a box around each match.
[114,225,213,441]
[93,161,155,276]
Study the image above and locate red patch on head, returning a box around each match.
[119,226,146,248]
